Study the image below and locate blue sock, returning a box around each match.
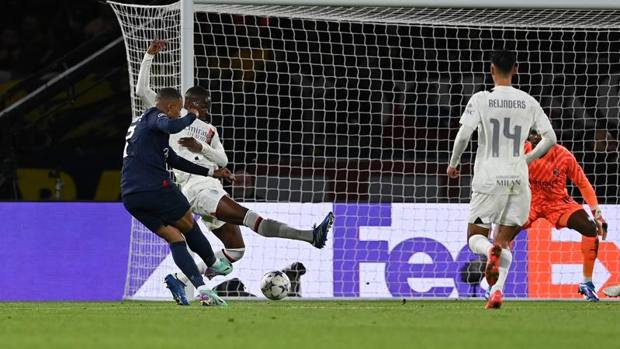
[185,222,216,267]
[169,241,205,288]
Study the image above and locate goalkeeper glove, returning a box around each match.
[592,206,608,240]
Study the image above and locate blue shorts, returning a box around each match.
[122,186,191,233]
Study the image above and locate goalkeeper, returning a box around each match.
[136,41,334,304]
[523,129,608,301]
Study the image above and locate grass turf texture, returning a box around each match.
[1,300,618,349]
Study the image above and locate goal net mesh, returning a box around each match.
[110,1,620,300]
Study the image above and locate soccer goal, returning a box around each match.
[110,0,620,300]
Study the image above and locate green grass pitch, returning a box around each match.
[1,300,618,349]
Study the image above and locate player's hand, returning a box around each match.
[213,167,236,183]
[178,137,203,153]
[147,40,166,55]
[447,166,460,179]
[592,207,608,240]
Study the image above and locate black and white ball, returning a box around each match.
[260,271,291,300]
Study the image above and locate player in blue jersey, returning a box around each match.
[121,87,235,306]
[136,41,334,304]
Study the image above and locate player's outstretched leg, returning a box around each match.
[155,224,211,305]
[215,196,334,249]
[566,210,600,302]
[212,223,246,264]
[174,210,233,278]
[169,211,231,306]
[199,223,247,279]
[172,223,242,285]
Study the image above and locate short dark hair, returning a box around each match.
[156,87,182,101]
[491,49,517,75]
[185,86,209,98]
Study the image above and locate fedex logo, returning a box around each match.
[332,204,528,298]
[331,203,620,299]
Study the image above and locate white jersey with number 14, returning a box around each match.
[460,86,554,195]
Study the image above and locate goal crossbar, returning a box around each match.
[195,0,620,10]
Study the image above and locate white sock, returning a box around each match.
[215,248,245,263]
[468,234,493,256]
[243,210,313,242]
[490,248,513,293]
[583,277,592,283]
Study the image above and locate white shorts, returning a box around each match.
[468,188,531,227]
[180,176,227,231]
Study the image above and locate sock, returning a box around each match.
[169,241,205,288]
[243,210,313,243]
[468,234,493,256]
[175,253,208,286]
[581,236,599,283]
[490,248,512,293]
[215,248,246,263]
[184,222,217,267]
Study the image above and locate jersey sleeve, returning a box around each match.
[149,112,196,134]
[530,100,553,134]
[166,147,213,176]
[136,53,157,108]
[565,148,599,208]
[200,129,228,167]
[459,93,481,129]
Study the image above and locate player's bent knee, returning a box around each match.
[215,196,248,224]
[582,221,598,237]
[467,223,489,239]
[175,210,195,233]
[155,225,185,243]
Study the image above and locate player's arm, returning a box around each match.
[200,131,228,167]
[136,41,165,107]
[167,147,235,182]
[178,131,228,167]
[525,101,557,164]
[566,151,608,238]
[448,125,475,178]
[447,94,479,178]
[153,112,197,134]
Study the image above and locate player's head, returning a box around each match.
[185,86,211,121]
[490,49,517,81]
[156,88,183,118]
[528,129,542,147]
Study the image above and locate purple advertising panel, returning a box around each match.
[0,203,131,301]
[332,203,528,298]
[3,202,618,301]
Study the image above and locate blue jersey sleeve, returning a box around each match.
[167,147,212,176]
[150,112,197,134]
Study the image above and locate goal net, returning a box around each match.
[110,1,620,300]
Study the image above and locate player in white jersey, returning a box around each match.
[136,41,334,304]
[447,50,557,309]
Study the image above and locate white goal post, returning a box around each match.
[110,0,620,300]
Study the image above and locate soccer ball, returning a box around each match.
[260,271,290,300]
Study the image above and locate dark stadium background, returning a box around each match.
[1,0,619,202]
